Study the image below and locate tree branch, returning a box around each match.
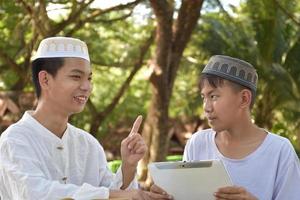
[51,0,95,36]
[17,0,44,36]
[38,0,51,32]
[0,50,23,75]
[214,0,233,21]
[168,0,203,92]
[22,32,39,84]
[65,0,141,36]
[173,0,203,51]
[149,0,173,22]
[149,0,174,76]
[87,0,142,17]
[86,99,98,117]
[66,10,133,36]
[273,0,300,27]
[101,30,154,115]
[87,10,133,23]
[88,30,155,134]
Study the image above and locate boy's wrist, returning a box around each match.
[121,162,137,174]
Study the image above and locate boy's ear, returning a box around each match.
[240,89,252,108]
[38,71,50,89]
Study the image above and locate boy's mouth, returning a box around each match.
[207,116,217,121]
[73,95,88,104]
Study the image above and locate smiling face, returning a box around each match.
[200,79,243,132]
[40,57,92,116]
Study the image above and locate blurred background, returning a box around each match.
[0,0,299,183]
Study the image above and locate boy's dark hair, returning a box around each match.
[32,58,64,98]
[199,74,256,109]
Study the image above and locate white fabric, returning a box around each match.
[32,37,90,62]
[0,111,137,200]
[183,129,300,200]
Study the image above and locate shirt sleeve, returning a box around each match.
[107,165,138,189]
[274,143,300,200]
[96,145,139,190]
[183,138,192,161]
[0,138,110,200]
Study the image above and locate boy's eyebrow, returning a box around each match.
[70,69,92,76]
[201,89,216,96]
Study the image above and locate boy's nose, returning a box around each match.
[80,80,92,91]
[203,100,212,113]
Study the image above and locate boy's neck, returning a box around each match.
[32,103,69,138]
[222,110,259,140]
[215,121,267,159]
[221,126,263,142]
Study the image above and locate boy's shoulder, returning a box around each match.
[265,131,295,151]
[0,119,33,141]
[192,128,214,137]
[188,128,215,144]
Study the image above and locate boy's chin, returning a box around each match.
[69,107,85,115]
[210,126,225,133]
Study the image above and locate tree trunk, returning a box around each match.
[254,87,274,129]
[139,0,204,184]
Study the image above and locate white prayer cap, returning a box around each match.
[32,37,90,62]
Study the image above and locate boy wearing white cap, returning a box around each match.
[0,37,171,200]
[183,55,300,199]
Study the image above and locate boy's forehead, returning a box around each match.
[200,79,232,94]
[61,57,91,73]
[200,80,218,93]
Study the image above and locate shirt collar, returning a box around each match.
[21,111,69,143]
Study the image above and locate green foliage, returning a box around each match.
[0,1,31,88]
[107,160,122,173]
[166,155,183,161]
[108,155,184,173]
[169,59,202,118]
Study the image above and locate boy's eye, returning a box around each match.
[70,75,81,79]
[211,95,218,100]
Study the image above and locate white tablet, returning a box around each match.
[148,160,232,200]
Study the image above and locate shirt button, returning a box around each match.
[56,146,64,150]
[62,176,67,184]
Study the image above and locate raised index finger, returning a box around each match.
[129,115,143,136]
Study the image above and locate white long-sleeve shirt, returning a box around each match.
[0,111,137,200]
[183,129,300,200]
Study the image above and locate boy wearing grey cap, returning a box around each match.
[0,37,171,200]
[183,55,300,199]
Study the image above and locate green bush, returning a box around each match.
[108,160,122,173]
[166,155,183,161]
[108,155,184,173]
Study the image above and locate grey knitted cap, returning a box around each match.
[202,55,258,92]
